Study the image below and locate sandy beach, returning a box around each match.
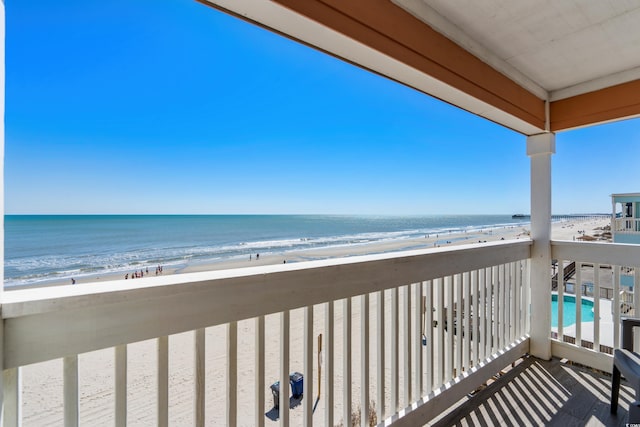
[17,217,610,426]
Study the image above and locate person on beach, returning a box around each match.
[71,278,76,285]
[125,273,128,280]
[256,253,259,260]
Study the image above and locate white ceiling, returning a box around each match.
[204,0,640,133]
[394,0,640,100]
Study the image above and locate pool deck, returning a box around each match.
[552,295,615,348]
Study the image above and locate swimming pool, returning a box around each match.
[551,294,595,327]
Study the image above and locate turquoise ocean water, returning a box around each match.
[5,215,530,287]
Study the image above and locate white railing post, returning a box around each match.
[402,286,410,404]
[2,369,19,427]
[280,311,290,427]
[527,132,555,359]
[227,322,238,427]
[425,282,433,392]
[63,355,79,427]
[391,287,399,413]
[413,283,421,399]
[303,307,313,427]
[195,329,205,427]
[255,316,265,427]
[343,298,351,427]
[158,336,169,427]
[325,302,334,427]
[376,291,385,420]
[575,264,582,344]
[360,295,369,427]
[115,345,127,427]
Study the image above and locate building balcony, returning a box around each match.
[614,218,640,235]
[2,239,639,426]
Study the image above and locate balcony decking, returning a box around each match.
[431,356,634,427]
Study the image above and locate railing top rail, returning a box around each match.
[3,239,531,319]
[3,239,531,368]
[552,240,640,267]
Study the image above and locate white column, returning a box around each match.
[527,133,555,360]
[612,198,616,239]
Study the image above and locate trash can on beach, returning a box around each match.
[289,372,304,398]
[270,381,280,408]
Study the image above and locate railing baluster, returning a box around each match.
[115,344,127,427]
[516,262,522,337]
[376,291,385,420]
[557,258,564,340]
[455,274,463,376]
[391,287,399,413]
[425,281,433,393]
[436,278,444,388]
[343,298,352,427]
[228,322,238,427]
[575,263,582,345]
[502,264,509,344]
[280,311,290,427]
[195,329,205,427]
[525,259,531,335]
[614,266,620,349]
[497,264,504,349]
[414,282,422,399]
[446,276,454,379]
[472,270,479,366]
[4,367,21,427]
[492,266,499,353]
[158,336,168,427]
[64,355,79,427]
[463,272,470,371]
[485,267,492,357]
[505,262,516,343]
[361,295,369,427]
[478,269,485,362]
[325,302,334,426]
[513,262,521,339]
[255,317,265,427]
[593,265,601,350]
[304,307,314,427]
[403,285,411,404]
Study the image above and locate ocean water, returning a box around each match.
[4,214,530,287]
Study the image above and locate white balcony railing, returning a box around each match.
[551,240,640,372]
[614,217,640,234]
[2,240,532,426]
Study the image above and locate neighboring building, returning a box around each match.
[612,193,640,289]
[612,193,640,244]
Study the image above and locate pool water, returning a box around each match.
[551,294,595,327]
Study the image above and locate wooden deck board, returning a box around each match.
[430,356,634,426]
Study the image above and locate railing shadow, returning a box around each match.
[432,356,635,426]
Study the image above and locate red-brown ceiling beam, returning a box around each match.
[550,79,640,131]
[271,0,545,130]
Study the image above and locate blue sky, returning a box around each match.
[5,0,640,215]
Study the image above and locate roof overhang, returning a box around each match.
[198,0,640,136]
